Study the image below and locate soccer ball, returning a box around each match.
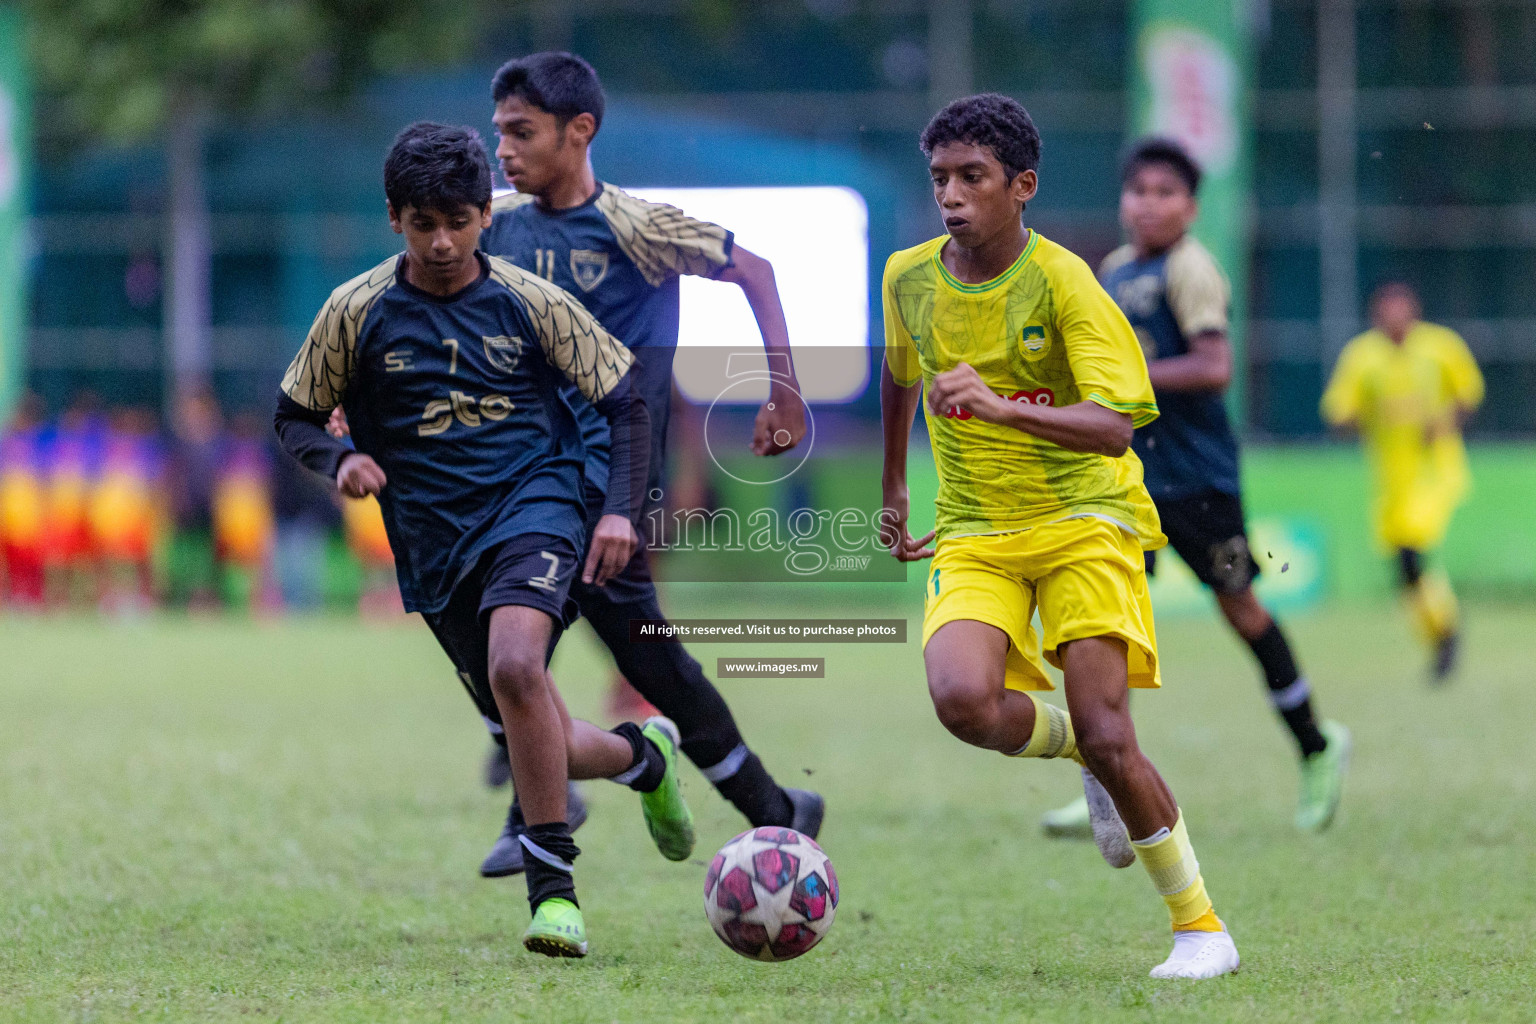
[702,826,838,961]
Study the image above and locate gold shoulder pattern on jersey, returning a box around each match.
[280,256,398,411]
[486,255,633,403]
[594,184,733,287]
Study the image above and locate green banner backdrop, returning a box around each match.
[0,7,30,424]
[1130,0,1254,431]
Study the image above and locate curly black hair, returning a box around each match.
[919,93,1041,182]
[383,122,493,216]
[1121,136,1202,195]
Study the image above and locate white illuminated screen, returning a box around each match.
[490,185,869,402]
[630,187,868,404]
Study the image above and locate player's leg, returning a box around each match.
[926,615,1132,866]
[454,601,583,957]
[579,574,822,834]
[1214,586,1351,830]
[1035,522,1236,977]
[1397,547,1460,681]
[1061,636,1238,979]
[923,619,1073,757]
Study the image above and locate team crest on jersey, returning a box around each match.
[569,250,609,292]
[482,335,524,373]
[1021,325,1049,358]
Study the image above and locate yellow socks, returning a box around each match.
[1407,569,1460,645]
[1132,811,1222,933]
[1007,694,1085,766]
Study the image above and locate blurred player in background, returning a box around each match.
[277,122,694,956]
[881,95,1238,979]
[213,412,278,612]
[342,493,401,617]
[89,407,163,615]
[476,51,821,873]
[0,393,47,608]
[42,395,105,607]
[165,388,223,609]
[1043,138,1349,838]
[1322,282,1483,681]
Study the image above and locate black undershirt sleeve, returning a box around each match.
[591,375,651,523]
[273,391,353,481]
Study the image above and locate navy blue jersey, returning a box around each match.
[279,252,633,613]
[1100,235,1241,500]
[480,184,733,492]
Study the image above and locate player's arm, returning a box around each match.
[273,291,384,498]
[932,257,1153,456]
[1442,329,1485,428]
[1145,330,1232,393]
[1320,341,1366,433]
[617,195,804,455]
[714,246,806,456]
[878,268,934,562]
[1149,240,1233,394]
[525,284,651,586]
[926,366,1134,456]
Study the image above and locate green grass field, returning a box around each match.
[3,589,1533,1022]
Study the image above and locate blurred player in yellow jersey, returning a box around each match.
[1322,282,1483,681]
[881,94,1238,979]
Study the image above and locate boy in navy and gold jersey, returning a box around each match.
[881,95,1239,979]
[475,52,822,872]
[275,123,694,958]
[1043,138,1349,838]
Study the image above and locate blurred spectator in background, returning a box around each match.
[270,434,342,612]
[2,389,389,618]
[89,406,164,616]
[213,411,278,612]
[0,393,48,609]
[164,388,222,609]
[42,392,106,608]
[341,493,400,617]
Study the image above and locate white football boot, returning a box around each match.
[1149,924,1241,980]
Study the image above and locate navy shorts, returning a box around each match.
[422,533,580,726]
[1146,489,1261,595]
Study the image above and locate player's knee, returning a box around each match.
[487,646,547,707]
[1074,712,1137,782]
[927,674,994,746]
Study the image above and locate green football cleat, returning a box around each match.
[522,898,587,958]
[1296,720,1352,832]
[1040,795,1093,840]
[639,716,695,861]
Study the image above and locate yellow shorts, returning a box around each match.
[921,516,1161,692]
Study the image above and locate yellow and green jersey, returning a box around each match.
[1321,321,1484,549]
[884,230,1164,548]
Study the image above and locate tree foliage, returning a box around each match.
[23,0,500,142]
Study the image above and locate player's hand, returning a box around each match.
[751,385,807,456]
[926,362,1007,423]
[879,483,935,562]
[336,453,386,498]
[327,406,351,439]
[583,513,638,586]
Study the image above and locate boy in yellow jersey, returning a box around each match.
[1322,282,1483,681]
[881,94,1239,979]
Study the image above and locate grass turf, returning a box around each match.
[2,591,1532,1022]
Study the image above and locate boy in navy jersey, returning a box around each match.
[275,123,693,957]
[475,52,822,872]
[1043,137,1350,837]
